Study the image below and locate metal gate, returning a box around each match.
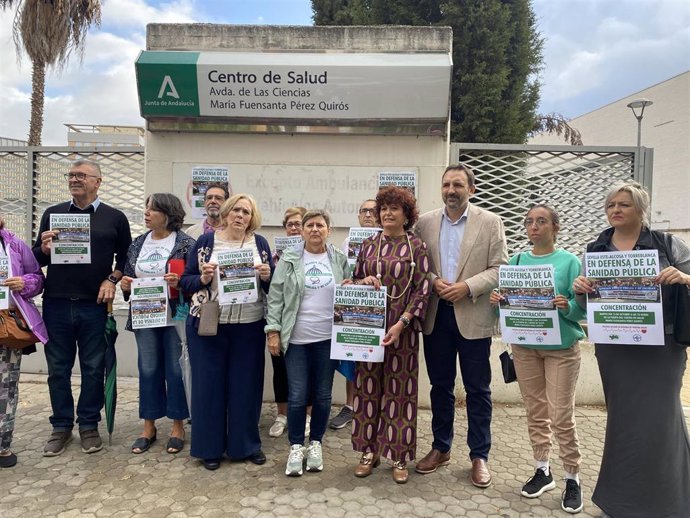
[0,146,146,246]
[450,143,653,256]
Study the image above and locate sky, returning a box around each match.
[0,0,688,145]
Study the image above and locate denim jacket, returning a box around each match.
[0,228,48,346]
[264,242,350,353]
[122,230,196,331]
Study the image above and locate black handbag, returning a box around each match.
[665,234,690,345]
[499,348,517,384]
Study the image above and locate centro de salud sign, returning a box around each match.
[135,51,452,121]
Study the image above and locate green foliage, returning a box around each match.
[312,0,545,144]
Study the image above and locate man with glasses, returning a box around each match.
[186,182,229,239]
[33,159,131,456]
[329,198,378,430]
[414,164,508,487]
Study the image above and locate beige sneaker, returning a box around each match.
[269,414,287,438]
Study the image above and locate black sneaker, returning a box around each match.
[521,468,556,498]
[562,478,584,514]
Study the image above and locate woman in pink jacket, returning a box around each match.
[0,217,49,468]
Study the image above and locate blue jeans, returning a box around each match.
[134,326,189,421]
[424,303,493,460]
[284,339,336,445]
[43,298,107,431]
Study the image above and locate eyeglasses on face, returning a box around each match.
[523,217,551,227]
[285,222,302,229]
[359,208,375,215]
[205,195,226,202]
[65,172,99,181]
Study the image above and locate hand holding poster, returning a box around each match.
[131,277,169,329]
[331,284,387,362]
[50,214,91,264]
[498,265,562,345]
[346,227,381,268]
[273,236,302,260]
[0,256,9,310]
[216,248,258,305]
[585,250,663,345]
[191,166,229,219]
[377,171,417,198]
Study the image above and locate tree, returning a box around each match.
[312,0,581,145]
[2,0,101,145]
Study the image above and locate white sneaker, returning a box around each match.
[269,414,287,438]
[304,415,311,439]
[285,444,304,476]
[306,440,323,472]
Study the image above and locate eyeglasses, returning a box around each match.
[285,222,302,229]
[523,218,551,227]
[359,208,375,215]
[65,172,99,181]
[205,195,226,202]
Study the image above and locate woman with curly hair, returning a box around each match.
[350,186,431,484]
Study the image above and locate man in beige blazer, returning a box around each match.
[414,164,508,488]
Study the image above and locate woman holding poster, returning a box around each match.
[265,209,349,477]
[121,194,194,455]
[0,216,48,468]
[490,205,586,513]
[268,206,307,440]
[180,194,273,471]
[573,182,690,518]
[350,186,431,484]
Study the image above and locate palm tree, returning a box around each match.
[2,0,101,145]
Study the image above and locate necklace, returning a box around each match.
[375,232,416,300]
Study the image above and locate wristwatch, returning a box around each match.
[107,274,120,285]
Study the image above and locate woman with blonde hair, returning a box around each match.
[180,194,274,471]
[573,182,690,518]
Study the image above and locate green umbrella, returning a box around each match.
[103,302,118,446]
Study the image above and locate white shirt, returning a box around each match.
[290,251,335,344]
[135,232,176,278]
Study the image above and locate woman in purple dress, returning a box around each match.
[350,186,431,484]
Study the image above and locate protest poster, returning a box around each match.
[273,236,302,260]
[377,171,417,198]
[331,284,387,362]
[216,248,258,305]
[498,265,562,346]
[49,214,91,264]
[0,256,9,310]
[191,166,229,219]
[585,250,664,345]
[346,227,382,268]
[131,277,169,329]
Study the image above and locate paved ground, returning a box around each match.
[1,374,688,518]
